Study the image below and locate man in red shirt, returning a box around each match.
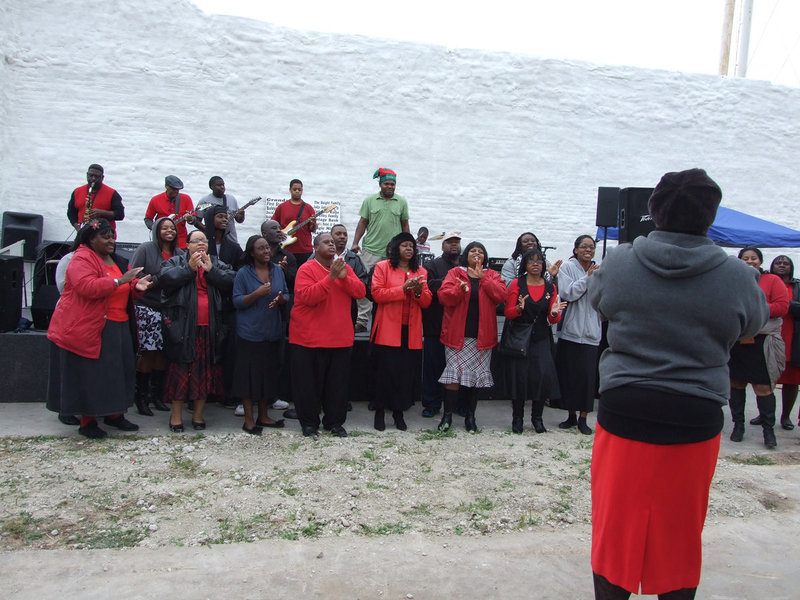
[67,164,125,231]
[289,233,366,438]
[271,179,316,266]
[144,175,195,248]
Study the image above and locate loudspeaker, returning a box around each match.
[2,212,43,260]
[0,254,23,332]
[618,187,655,243]
[31,284,61,330]
[596,187,620,227]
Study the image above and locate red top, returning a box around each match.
[72,184,118,231]
[103,263,130,322]
[272,200,315,254]
[370,260,432,350]
[289,259,366,348]
[47,246,142,359]
[145,192,194,248]
[437,267,507,350]
[504,279,562,325]
[196,269,210,326]
[759,272,789,319]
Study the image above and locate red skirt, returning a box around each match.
[591,424,720,595]
[165,326,224,403]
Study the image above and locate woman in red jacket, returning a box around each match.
[729,246,789,448]
[437,241,507,432]
[370,232,432,431]
[47,219,152,439]
[504,247,567,434]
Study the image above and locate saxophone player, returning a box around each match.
[67,164,125,231]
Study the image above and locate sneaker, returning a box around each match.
[271,398,290,410]
[78,421,108,439]
[234,404,245,416]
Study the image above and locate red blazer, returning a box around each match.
[47,245,141,359]
[759,272,789,319]
[370,261,432,349]
[438,266,507,350]
[289,259,366,348]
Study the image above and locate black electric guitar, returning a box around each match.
[226,196,262,220]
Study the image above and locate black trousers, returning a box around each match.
[290,344,351,430]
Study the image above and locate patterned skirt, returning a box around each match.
[164,326,224,403]
[135,304,164,352]
[439,337,494,388]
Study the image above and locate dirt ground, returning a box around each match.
[0,399,798,599]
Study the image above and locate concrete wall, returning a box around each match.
[2,0,799,262]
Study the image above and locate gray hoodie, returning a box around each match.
[587,230,768,405]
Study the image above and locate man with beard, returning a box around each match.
[421,233,463,417]
[290,233,366,438]
[67,164,125,231]
[351,168,410,331]
[144,175,195,248]
[330,224,368,329]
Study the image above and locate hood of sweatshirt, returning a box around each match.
[631,230,731,279]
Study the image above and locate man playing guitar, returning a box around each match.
[271,179,316,266]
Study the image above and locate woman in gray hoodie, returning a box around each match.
[586,169,767,600]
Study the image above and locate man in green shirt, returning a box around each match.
[351,167,410,331]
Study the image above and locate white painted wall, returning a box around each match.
[2,0,800,264]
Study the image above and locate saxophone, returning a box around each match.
[83,182,98,223]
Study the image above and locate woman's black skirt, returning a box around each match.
[373,325,422,412]
[555,339,599,413]
[231,337,280,401]
[47,320,135,417]
[508,336,560,403]
[728,334,770,385]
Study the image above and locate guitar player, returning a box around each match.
[271,179,317,266]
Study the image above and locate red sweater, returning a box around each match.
[504,278,562,325]
[289,259,366,348]
[47,246,141,359]
[145,192,194,248]
[370,261,432,349]
[759,272,789,319]
[438,267,507,350]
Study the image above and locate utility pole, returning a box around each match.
[719,0,736,75]
[735,0,754,77]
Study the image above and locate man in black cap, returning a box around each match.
[421,232,463,417]
[67,164,125,232]
[144,175,195,249]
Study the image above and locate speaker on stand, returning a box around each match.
[618,187,655,243]
[596,187,619,259]
[0,255,23,332]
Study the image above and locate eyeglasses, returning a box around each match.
[528,260,544,266]
[187,238,209,244]
[578,245,596,250]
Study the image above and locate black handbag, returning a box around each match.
[498,315,536,357]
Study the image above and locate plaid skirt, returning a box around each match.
[439,337,494,388]
[134,304,164,352]
[165,326,224,403]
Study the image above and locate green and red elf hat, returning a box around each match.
[373,168,397,183]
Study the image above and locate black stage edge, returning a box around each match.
[1,331,510,404]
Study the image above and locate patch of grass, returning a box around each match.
[170,456,200,476]
[518,510,542,528]
[288,441,302,451]
[500,479,516,490]
[301,520,323,537]
[454,525,464,535]
[306,464,325,472]
[416,429,456,441]
[553,485,573,513]
[282,487,299,497]
[552,449,570,460]
[279,529,299,541]
[729,454,776,466]
[76,526,145,549]
[457,497,494,516]
[366,482,389,490]
[404,503,432,516]
[362,449,377,461]
[0,511,44,542]
[347,430,370,437]
[360,521,409,536]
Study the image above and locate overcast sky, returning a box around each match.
[191,0,800,87]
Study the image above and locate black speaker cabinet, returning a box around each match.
[596,187,620,227]
[0,254,23,332]
[31,284,61,330]
[618,187,655,243]
[2,212,43,260]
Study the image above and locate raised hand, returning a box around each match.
[587,263,599,276]
[118,266,144,285]
[458,277,470,293]
[467,255,484,279]
[548,259,563,278]
[550,300,568,317]
[257,281,272,297]
[134,273,154,292]
[278,255,288,272]
[329,257,347,279]
[517,293,529,313]
[269,290,286,309]
[199,252,213,272]
[188,251,203,270]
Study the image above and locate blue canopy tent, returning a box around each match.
[596,206,800,248]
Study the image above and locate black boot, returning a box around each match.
[149,370,169,412]
[558,412,577,429]
[464,388,478,432]
[392,410,407,431]
[135,372,153,416]
[374,409,385,431]
[511,417,524,434]
[531,398,546,433]
[577,416,593,435]
[438,388,458,432]
[756,393,777,449]
[592,572,631,600]
[729,388,746,442]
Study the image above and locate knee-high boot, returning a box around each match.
[729,387,746,442]
[135,372,153,416]
[149,370,169,411]
[464,387,478,432]
[756,393,777,448]
[438,388,458,431]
